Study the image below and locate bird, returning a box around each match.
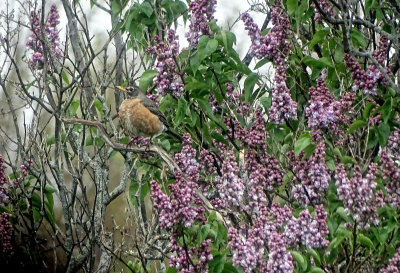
[116,86,180,140]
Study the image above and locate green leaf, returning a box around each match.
[347,119,367,134]
[244,73,258,102]
[139,70,157,91]
[287,0,298,16]
[303,56,333,68]
[294,134,311,157]
[166,267,178,273]
[140,2,153,17]
[308,249,321,266]
[357,233,374,249]
[367,128,378,150]
[61,70,70,85]
[208,254,226,273]
[336,207,351,222]
[309,28,330,49]
[380,97,392,123]
[222,262,242,273]
[140,181,150,201]
[112,0,122,15]
[94,98,103,114]
[196,36,218,64]
[363,102,376,119]
[69,100,80,116]
[254,58,270,70]
[175,98,187,126]
[340,155,356,164]
[310,267,325,273]
[351,28,367,48]
[46,135,55,145]
[377,123,390,147]
[290,250,307,271]
[197,224,211,245]
[211,131,228,145]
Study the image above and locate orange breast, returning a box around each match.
[119,99,163,137]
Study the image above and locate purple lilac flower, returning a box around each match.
[242,7,297,124]
[186,0,217,46]
[169,235,212,273]
[216,152,244,208]
[268,57,298,124]
[297,205,330,249]
[244,150,283,213]
[150,177,204,230]
[150,180,175,230]
[267,231,294,273]
[228,224,265,273]
[388,128,400,158]
[311,0,334,23]
[0,155,9,206]
[380,150,400,207]
[344,35,391,95]
[306,74,355,141]
[379,247,400,273]
[0,212,13,254]
[147,29,184,98]
[290,141,330,206]
[26,5,62,69]
[241,6,290,61]
[335,163,382,229]
[306,76,340,129]
[175,133,200,182]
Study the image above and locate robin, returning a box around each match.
[116,86,180,140]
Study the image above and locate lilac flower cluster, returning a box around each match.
[175,133,200,182]
[244,150,283,213]
[379,247,400,273]
[388,128,400,158]
[0,155,9,206]
[228,202,330,272]
[0,212,13,254]
[150,176,204,230]
[26,5,62,69]
[311,0,334,23]
[186,0,217,46]
[169,236,213,273]
[227,110,269,149]
[241,6,290,60]
[296,205,329,249]
[290,141,331,206]
[380,150,400,207]
[147,29,184,98]
[269,59,298,124]
[242,6,297,124]
[198,149,217,176]
[306,77,340,129]
[335,163,383,229]
[344,35,391,95]
[306,74,355,140]
[216,152,244,208]
[228,224,266,273]
[267,231,294,273]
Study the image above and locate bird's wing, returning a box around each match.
[140,98,169,128]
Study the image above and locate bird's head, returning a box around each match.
[116,86,142,98]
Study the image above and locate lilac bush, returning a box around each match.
[26,4,62,69]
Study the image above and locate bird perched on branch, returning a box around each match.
[116,86,181,140]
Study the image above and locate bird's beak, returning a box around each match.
[116,86,127,92]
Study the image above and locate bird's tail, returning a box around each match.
[165,128,182,141]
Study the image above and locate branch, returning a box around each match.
[61,117,230,227]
